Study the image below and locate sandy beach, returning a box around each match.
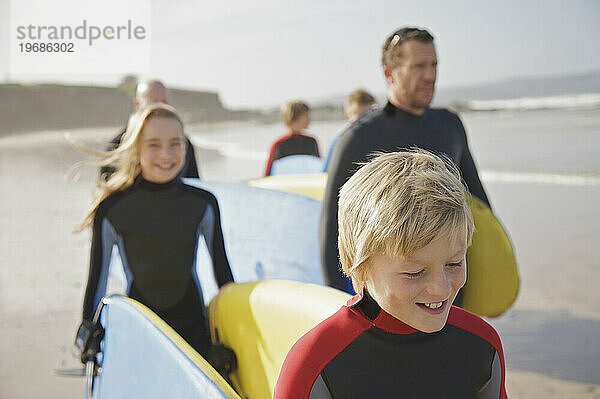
[1,110,599,398]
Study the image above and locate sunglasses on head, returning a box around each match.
[388,28,421,48]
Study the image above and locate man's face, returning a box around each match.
[385,40,437,115]
[365,232,466,333]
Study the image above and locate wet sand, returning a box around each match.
[1,126,599,398]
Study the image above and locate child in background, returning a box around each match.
[264,100,320,176]
[323,88,377,171]
[343,88,377,123]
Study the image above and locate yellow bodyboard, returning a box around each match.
[209,281,349,399]
[248,174,519,317]
[248,173,327,201]
[463,196,519,316]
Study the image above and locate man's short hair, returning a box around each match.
[338,149,474,292]
[381,27,434,69]
[344,89,376,110]
[280,101,310,127]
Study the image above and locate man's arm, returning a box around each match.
[319,129,364,290]
[322,136,340,171]
[182,136,200,179]
[460,146,490,207]
[454,114,491,208]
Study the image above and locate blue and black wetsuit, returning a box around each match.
[81,175,233,355]
[320,102,490,291]
[275,290,507,398]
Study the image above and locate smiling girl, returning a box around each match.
[73,104,233,362]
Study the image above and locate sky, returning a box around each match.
[1,0,600,109]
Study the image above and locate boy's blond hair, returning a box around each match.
[280,100,309,127]
[338,149,474,292]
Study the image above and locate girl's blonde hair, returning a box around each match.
[337,149,474,293]
[70,103,183,230]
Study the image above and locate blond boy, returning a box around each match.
[276,150,507,398]
[264,101,320,176]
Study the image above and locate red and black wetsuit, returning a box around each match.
[264,131,320,176]
[80,175,232,356]
[320,102,490,291]
[275,290,507,399]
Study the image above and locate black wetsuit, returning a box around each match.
[275,291,507,398]
[320,102,490,291]
[100,127,200,179]
[81,175,233,355]
[265,132,320,176]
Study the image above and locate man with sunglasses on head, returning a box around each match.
[320,27,491,294]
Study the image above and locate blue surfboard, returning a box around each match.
[107,180,324,306]
[270,154,324,176]
[90,295,239,399]
[185,180,324,304]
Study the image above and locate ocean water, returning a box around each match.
[189,120,346,181]
[190,107,600,184]
[468,93,600,111]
